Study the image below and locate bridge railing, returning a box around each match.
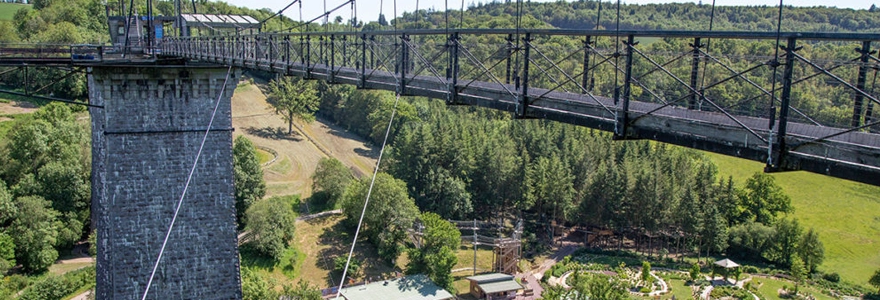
[0,43,112,63]
[160,29,880,184]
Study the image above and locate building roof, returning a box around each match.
[181,14,260,28]
[714,258,740,268]
[466,273,514,283]
[466,273,523,294]
[340,274,454,300]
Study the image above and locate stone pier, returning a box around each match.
[88,65,242,299]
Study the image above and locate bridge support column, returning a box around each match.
[853,41,873,127]
[689,37,703,110]
[89,65,242,299]
[359,34,367,88]
[330,35,336,83]
[447,32,460,105]
[285,36,291,75]
[767,38,799,172]
[614,35,637,139]
[581,36,593,93]
[517,33,532,118]
[506,34,514,85]
[399,33,410,95]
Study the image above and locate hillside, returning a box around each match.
[409,1,880,32]
[230,79,376,198]
[0,3,29,21]
[706,152,880,286]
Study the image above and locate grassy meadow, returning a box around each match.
[0,2,29,21]
[705,152,880,287]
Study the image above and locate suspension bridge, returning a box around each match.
[1,0,879,299]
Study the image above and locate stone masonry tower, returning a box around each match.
[88,65,242,299]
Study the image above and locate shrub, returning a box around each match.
[710,286,752,299]
[822,272,840,283]
[551,262,568,277]
[333,256,361,278]
[640,287,651,293]
[19,266,95,300]
[743,265,759,273]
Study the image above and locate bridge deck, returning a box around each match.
[166,50,880,185]
[3,29,879,184]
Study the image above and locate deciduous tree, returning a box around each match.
[406,212,460,289]
[267,76,319,134]
[9,196,59,272]
[340,173,419,263]
[234,136,265,227]
[245,196,296,260]
[869,268,880,294]
[790,256,807,294]
[311,158,353,209]
[797,228,824,273]
[738,173,792,224]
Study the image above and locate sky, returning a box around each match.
[218,0,878,24]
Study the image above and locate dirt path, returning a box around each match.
[231,83,376,198]
[0,100,38,115]
[515,243,579,300]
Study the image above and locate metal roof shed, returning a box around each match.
[466,273,523,299]
[181,14,260,29]
[339,274,454,300]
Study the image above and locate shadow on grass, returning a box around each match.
[312,218,400,287]
[244,126,302,141]
[301,192,339,214]
[239,244,279,271]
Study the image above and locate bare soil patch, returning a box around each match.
[231,80,376,198]
[0,100,38,115]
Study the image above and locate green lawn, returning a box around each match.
[268,157,292,173]
[706,152,880,287]
[0,2,29,20]
[256,148,274,165]
[750,276,833,300]
[633,274,696,300]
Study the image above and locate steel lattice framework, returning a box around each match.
[3,29,880,184]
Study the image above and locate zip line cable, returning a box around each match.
[333,92,403,300]
[445,0,449,34]
[260,0,299,25]
[140,66,234,300]
[589,0,602,91]
[698,0,717,109]
[460,0,465,28]
[768,0,785,130]
[278,0,354,33]
[613,0,621,104]
[122,0,135,58]
[766,0,784,166]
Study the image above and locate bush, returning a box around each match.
[333,256,361,278]
[710,286,752,299]
[550,262,568,277]
[822,272,840,283]
[639,287,651,293]
[19,266,95,300]
[743,265,759,273]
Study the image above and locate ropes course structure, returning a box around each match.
[408,219,524,275]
